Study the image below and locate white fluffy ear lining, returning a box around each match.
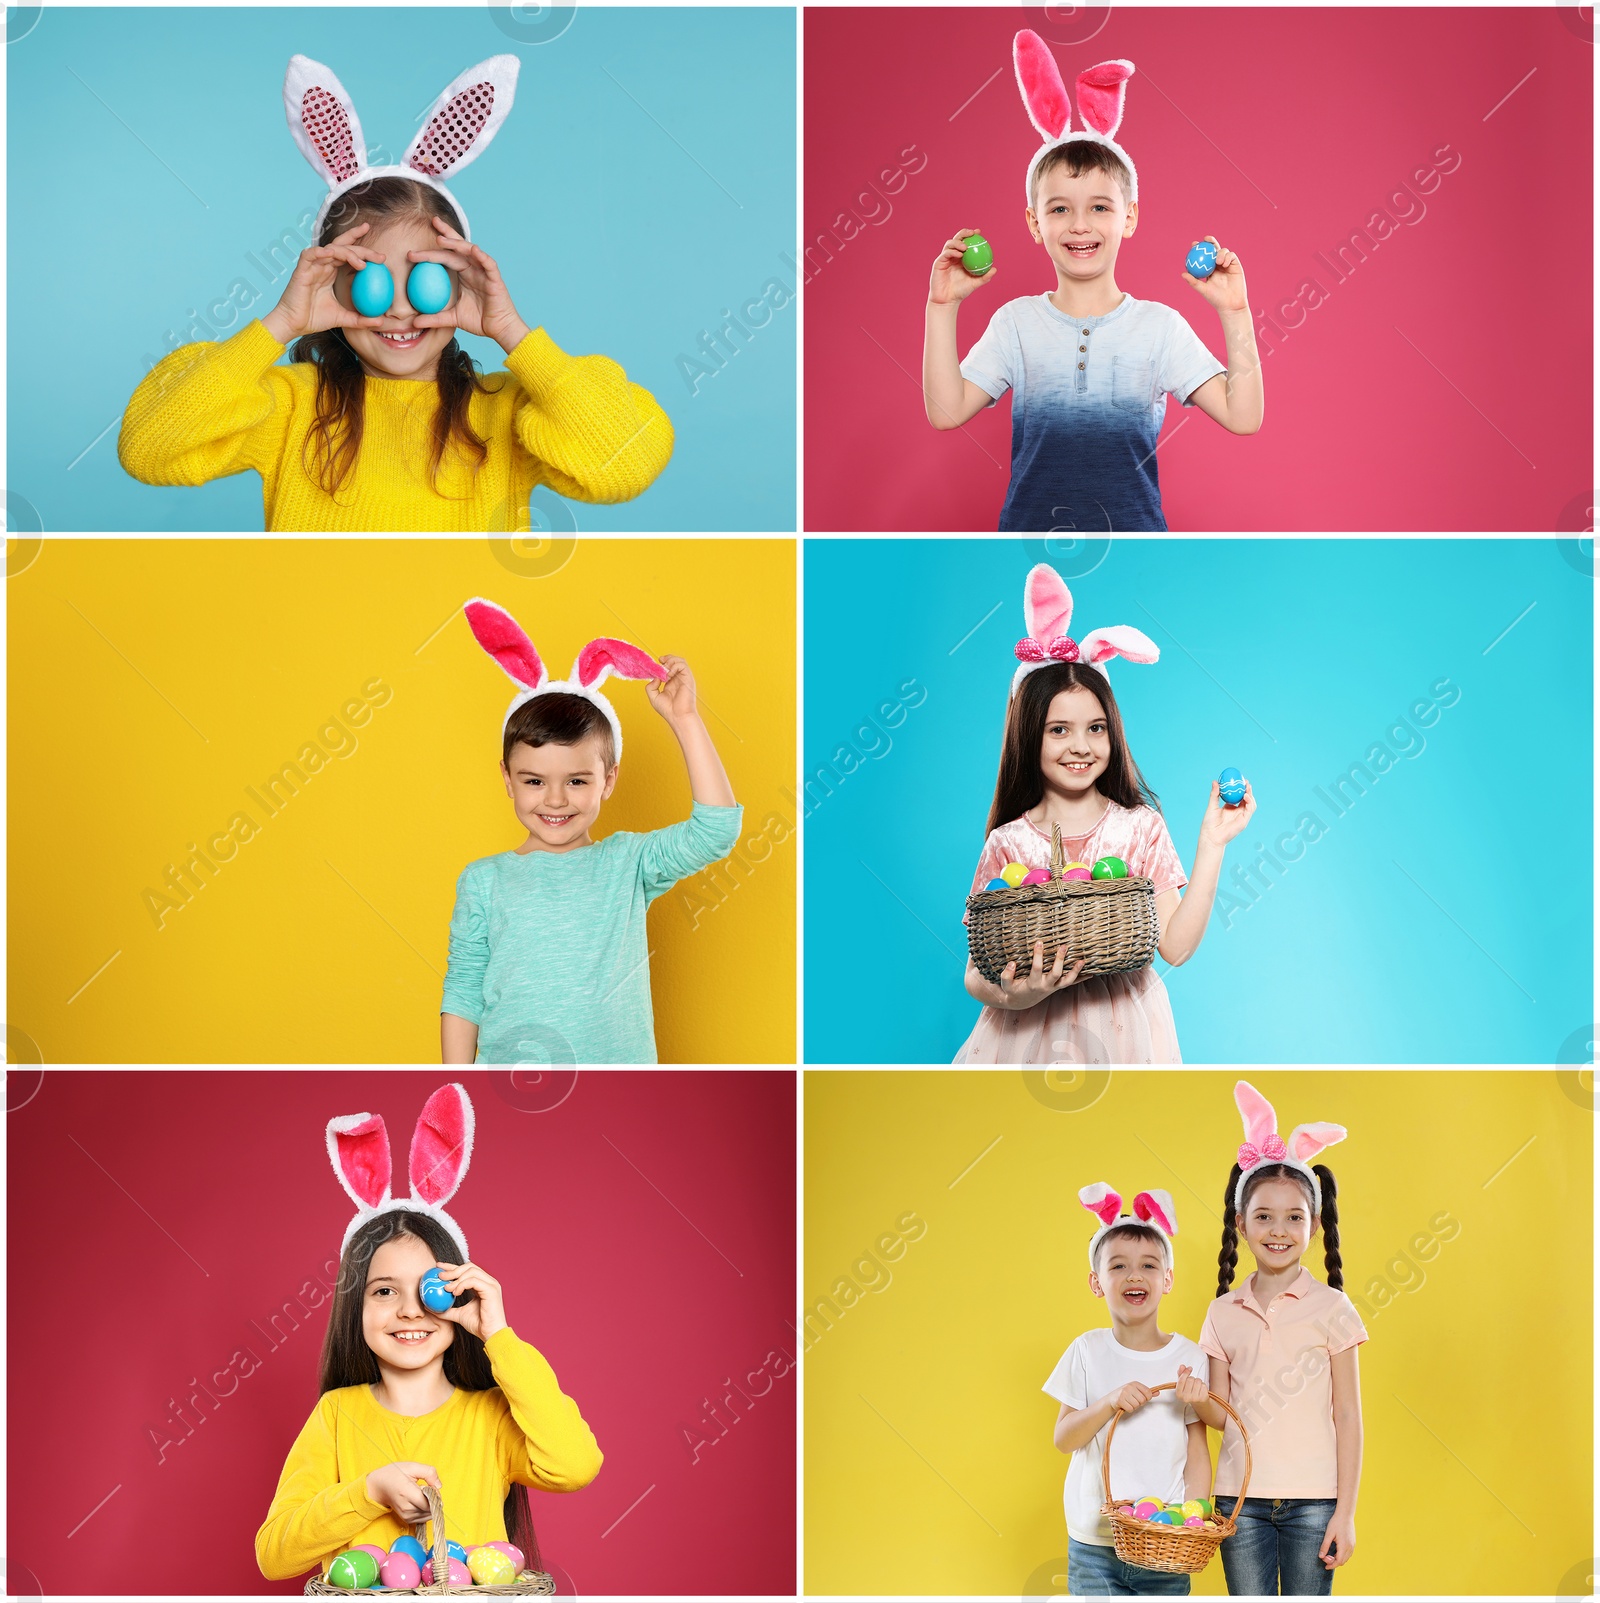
[403,55,521,180]
[283,55,367,187]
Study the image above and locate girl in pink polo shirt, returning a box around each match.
[1193,1081,1366,1596]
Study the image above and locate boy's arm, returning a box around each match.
[441,1013,479,1065]
[1054,1393,1118,1453]
[647,657,735,806]
[924,303,999,430]
[1182,1419,1212,1502]
[1180,241,1262,434]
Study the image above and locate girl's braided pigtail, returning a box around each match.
[1216,1162,1243,1298]
[1315,1163,1342,1290]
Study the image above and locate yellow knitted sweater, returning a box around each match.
[118,320,673,531]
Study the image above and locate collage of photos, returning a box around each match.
[2,4,1594,1603]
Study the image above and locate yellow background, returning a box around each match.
[804,1070,1592,1596]
[9,538,794,1063]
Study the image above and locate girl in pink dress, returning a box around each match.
[955,564,1256,1064]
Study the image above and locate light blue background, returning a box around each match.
[7,8,796,531]
[803,539,1594,1064]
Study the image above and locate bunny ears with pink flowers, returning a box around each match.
[327,1082,476,1263]
[284,53,521,245]
[1015,30,1138,210]
[1232,1079,1347,1215]
[1011,563,1160,699]
[464,597,666,762]
[1080,1181,1177,1270]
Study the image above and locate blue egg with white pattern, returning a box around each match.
[420,1267,455,1312]
[390,1535,429,1568]
[407,262,452,315]
[430,1540,470,1566]
[351,261,395,316]
[1218,767,1246,806]
[1185,240,1218,279]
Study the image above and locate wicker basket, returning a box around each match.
[1099,1381,1253,1575]
[966,821,1158,983]
[304,1482,555,1595]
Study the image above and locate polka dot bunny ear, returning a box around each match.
[284,52,521,245]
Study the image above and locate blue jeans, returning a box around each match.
[1214,1496,1338,1596]
[1067,1537,1192,1596]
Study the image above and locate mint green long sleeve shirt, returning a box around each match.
[442,801,742,1063]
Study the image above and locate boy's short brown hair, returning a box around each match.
[1093,1222,1170,1273]
[1030,139,1135,212]
[501,692,615,770]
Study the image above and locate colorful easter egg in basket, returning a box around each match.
[485,1539,526,1571]
[1020,868,1052,886]
[378,1552,422,1589]
[1132,1498,1162,1520]
[1091,856,1127,880]
[389,1534,428,1567]
[984,877,1012,891]
[1061,861,1093,881]
[469,1546,518,1586]
[999,861,1030,888]
[328,1549,379,1588]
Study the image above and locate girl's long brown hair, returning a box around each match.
[985,661,1161,837]
[319,1210,540,1570]
[1216,1162,1343,1297]
[288,178,501,502]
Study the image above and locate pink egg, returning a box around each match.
[352,1544,387,1565]
[1020,868,1051,886]
[485,1540,525,1571]
[1184,1515,1205,1527]
[378,1552,422,1589]
[1063,866,1093,881]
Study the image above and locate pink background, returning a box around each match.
[804,6,1594,531]
[5,1070,795,1596]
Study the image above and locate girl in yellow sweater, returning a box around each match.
[120,53,672,532]
[255,1082,602,1584]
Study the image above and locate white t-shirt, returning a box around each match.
[1041,1327,1208,1545]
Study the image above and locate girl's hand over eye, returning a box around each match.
[408,216,526,348]
[1199,778,1255,850]
[267,224,394,342]
[432,1261,508,1342]
[1319,1508,1355,1569]
[645,655,698,724]
[365,1461,440,1523]
[993,940,1086,1007]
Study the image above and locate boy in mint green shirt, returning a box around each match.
[442,599,741,1064]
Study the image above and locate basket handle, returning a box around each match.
[1049,820,1064,881]
[411,1481,452,1585]
[1099,1380,1253,1512]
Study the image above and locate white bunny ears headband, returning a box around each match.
[1015,30,1138,210]
[1080,1182,1176,1271]
[285,53,521,245]
[328,1082,475,1264]
[1011,564,1160,699]
[465,597,666,762]
[1232,1080,1346,1216]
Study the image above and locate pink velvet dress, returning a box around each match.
[954,802,1188,1064]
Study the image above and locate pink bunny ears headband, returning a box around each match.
[1015,30,1138,210]
[465,597,665,761]
[1080,1182,1176,1270]
[1233,1080,1346,1215]
[285,53,521,245]
[1011,564,1159,699]
[328,1083,475,1263]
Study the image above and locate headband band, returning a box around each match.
[1080,1182,1176,1270]
[1231,1078,1347,1216]
[1015,31,1139,208]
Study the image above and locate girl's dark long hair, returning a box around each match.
[320,1210,539,1570]
[985,661,1161,837]
[1216,1162,1343,1297]
[288,177,499,502]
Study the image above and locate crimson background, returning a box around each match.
[5,1070,795,1596]
[804,6,1593,531]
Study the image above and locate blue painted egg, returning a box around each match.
[351,261,395,317]
[984,877,1012,891]
[431,1539,470,1565]
[1186,240,1218,279]
[420,1267,454,1312]
[1218,766,1246,806]
[407,261,452,315]
[390,1535,429,1568]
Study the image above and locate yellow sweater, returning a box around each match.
[119,320,673,531]
[254,1327,602,1580]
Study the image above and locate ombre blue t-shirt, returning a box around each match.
[959,292,1226,532]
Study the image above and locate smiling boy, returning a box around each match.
[1043,1187,1214,1595]
[923,35,1263,533]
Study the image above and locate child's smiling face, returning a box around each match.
[1090,1231,1172,1328]
[364,1234,454,1371]
[332,213,458,381]
[1027,163,1137,283]
[1040,685,1111,797]
[1237,1176,1318,1271]
[502,732,618,852]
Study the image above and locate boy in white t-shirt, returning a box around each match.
[1041,1184,1214,1596]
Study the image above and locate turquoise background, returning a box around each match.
[802,539,1595,1064]
[7,7,796,531]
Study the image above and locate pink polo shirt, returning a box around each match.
[1197,1266,1368,1498]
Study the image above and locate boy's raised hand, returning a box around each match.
[1174,1364,1208,1407]
[645,654,698,726]
[1181,235,1249,314]
[929,229,998,306]
[1106,1381,1155,1415]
